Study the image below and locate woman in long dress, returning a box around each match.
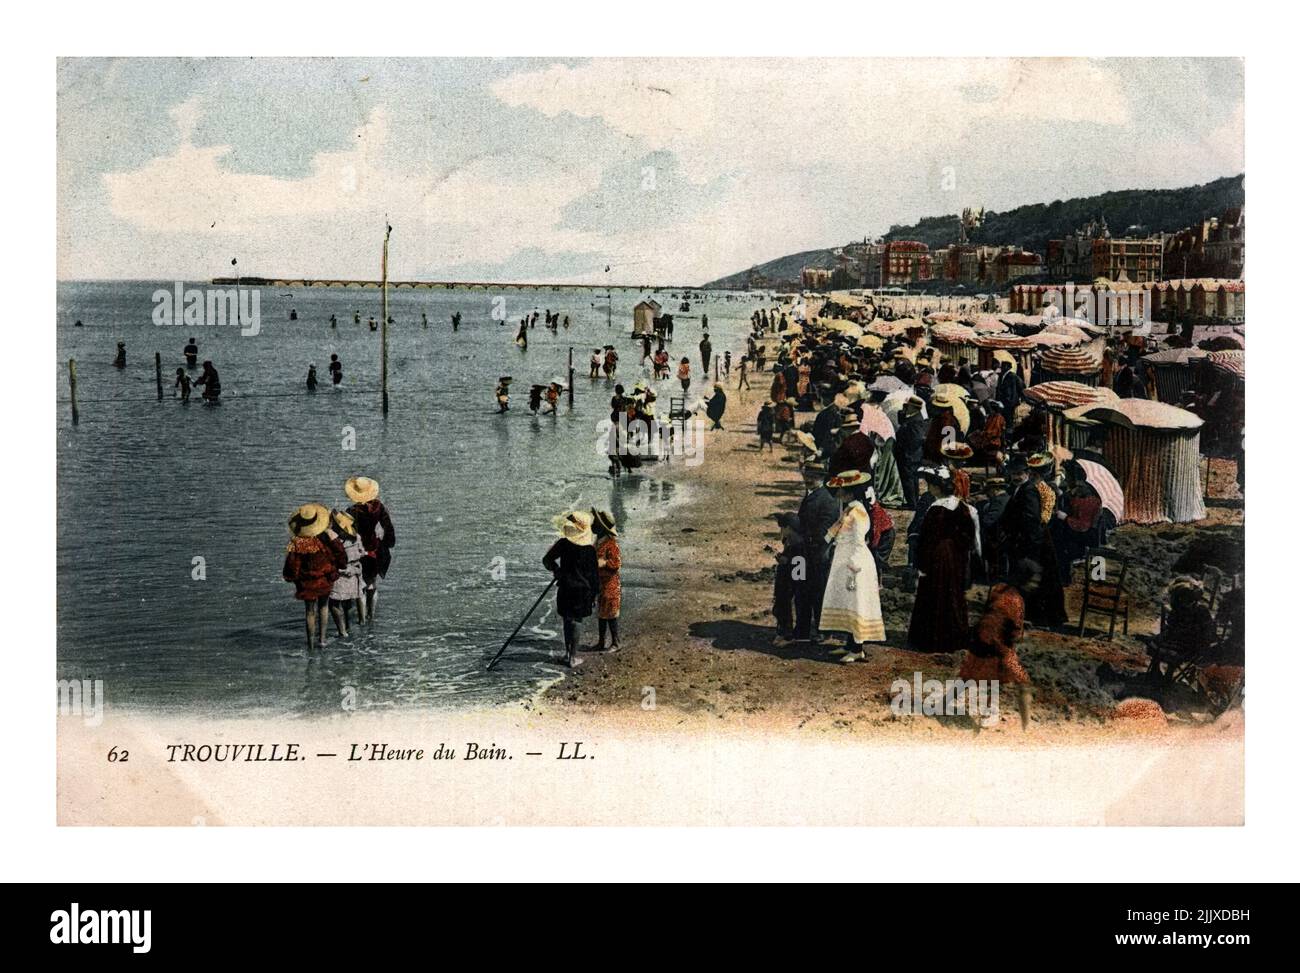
[907,465,978,653]
[819,470,886,663]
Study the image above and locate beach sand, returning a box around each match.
[538,369,1245,746]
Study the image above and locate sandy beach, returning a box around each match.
[539,339,1245,746]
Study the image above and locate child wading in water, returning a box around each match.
[282,503,347,651]
[592,509,621,652]
[542,511,599,668]
[344,476,396,621]
[327,510,367,636]
[174,367,191,402]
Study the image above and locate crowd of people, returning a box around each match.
[746,303,1182,729]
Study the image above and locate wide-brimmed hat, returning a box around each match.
[826,469,871,489]
[941,442,974,461]
[1027,451,1055,470]
[498,376,513,384]
[930,392,958,410]
[330,509,357,537]
[591,508,617,536]
[288,503,331,538]
[801,461,829,477]
[553,510,594,543]
[901,395,924,413]
[794,430,818,452]
[344,476,380,503]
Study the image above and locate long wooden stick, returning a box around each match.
[381,222,392,415]
[68,359,79,425]
[486,578,557,671]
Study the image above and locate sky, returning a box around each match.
[56,57,1244,285]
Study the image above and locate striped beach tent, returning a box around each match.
[1024,381,1118,449]
[929,322,979,366]
[1142,347,1208,403]
[1062,399,1205,524]
[1035,347,1102,387]
[973,334,1036,383]
[1207,349,1245,383]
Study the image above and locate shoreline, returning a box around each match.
[539,335,1245,745]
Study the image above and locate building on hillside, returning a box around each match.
[801,266,834,290]
[1089,235,1163,283]
[993,249,1045,285]
[874,240,931,286]
[1163,208,1245,280]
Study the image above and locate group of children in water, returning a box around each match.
[282,476,396,651]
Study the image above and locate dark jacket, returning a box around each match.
[542,538,599,620]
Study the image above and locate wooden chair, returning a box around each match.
[667,397,690,427]
[1077,546,1130,639]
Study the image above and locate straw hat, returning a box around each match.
[344,476,380,503]
[552,510,594,544]
[826,469,871,489]
[941,442,974,461]
[288,503,331,538]
[1027,451,1055,470]
[330,509,357,537]
[794,430,818,452]
[591,508,617,536]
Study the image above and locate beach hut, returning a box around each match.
[632,299,661,337]
[928,322,979,367]
[1141,347,1207,403]
[1034,347,1102,387]
[973,334,1036,384]
[1062,399,1206,524]
[1199,350,1245,457]
[1025,381,1118,449]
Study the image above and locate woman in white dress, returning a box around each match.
[820,470,886,662]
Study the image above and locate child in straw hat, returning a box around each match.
[283,503,347,651]
[327,510,367,637]
[542,512,600,667]
[344,476,395,622]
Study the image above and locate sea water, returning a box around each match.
[55,281,763,715]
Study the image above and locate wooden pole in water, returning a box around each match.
[155,352,163,401]
[381,222,392,415]
[68,359,79,425]
[568,347,574,409]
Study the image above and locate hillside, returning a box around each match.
[701,174,1244,289]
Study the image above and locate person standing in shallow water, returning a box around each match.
[306,364,318,392]
[195,360,221,403]
[591,509,622,652]
[344,476,395,621]
[113,342,126,368]
[329,354,343,386]
[184,337,198,368]
[326,509,367,637]
[282,503,347,651]
[542,511,600,668]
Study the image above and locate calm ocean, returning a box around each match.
[56,281,761,715]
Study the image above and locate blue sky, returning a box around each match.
[57,57,1243,284]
